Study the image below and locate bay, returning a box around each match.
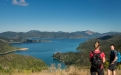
[12,38,88,68]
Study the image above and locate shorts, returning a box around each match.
[90,66,104,75]
[108,62,117,71]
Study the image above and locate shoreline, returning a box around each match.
[17,48,28,50]
[0,48,28,55]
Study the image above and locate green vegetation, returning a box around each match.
[0,36,22,44]
[0,32,121,74]
[0,54,48,74]
[0,36,51,44]
[0,43,19,54]
[53,52,90,67]
[0,37,48,74]
[77,33,121,59]
[53,33,121,68]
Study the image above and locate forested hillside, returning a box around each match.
[53,33,121,68]
[0,43,18,54]
[0,37,48,74]
[0,54,48,74]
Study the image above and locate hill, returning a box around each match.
[0,30,105,39]
[0,37,22,43]
[53,33,121,67]
[0,38,48,74]
[0,36,51,44]
[0,54,48,74]
[0,43,19,54]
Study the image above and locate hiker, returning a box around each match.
[89,41,106,75]
[107,44,117,75]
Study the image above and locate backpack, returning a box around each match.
[91,51,103,69]
[116,52,121,63]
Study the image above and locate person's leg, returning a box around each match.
[90,66,96,75]
[112,62,117,75]
[108,63,116,75]
[91,72,96,75]
[97,69,104,75]
[107,69,111,75]
[112,70,116,75]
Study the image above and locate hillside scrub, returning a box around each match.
[2,65,121,75]
[53,33,121,68]
[0,54,48,74]
[0,43,18,53]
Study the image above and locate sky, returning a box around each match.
[0,0,121,33]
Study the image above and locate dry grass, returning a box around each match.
[12,66,90,75]
[3,65,121,75]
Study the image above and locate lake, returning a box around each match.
[12,38,88,68]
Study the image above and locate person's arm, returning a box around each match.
[89,52,93,62]
[102,52,106,63]
[111,56,117,64]
[111,51,118,64]
[103,56,106,63]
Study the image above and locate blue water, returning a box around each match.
[11,38,88,68]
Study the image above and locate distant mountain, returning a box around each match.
[0,30,119,39]
[72,30,100,36]
[101,31,119,36]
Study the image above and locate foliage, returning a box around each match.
[53,33,121,68]
[0,39,48,74]
[0,54,48,74]
[53,52,90,67]
[0,43,18,54]
[0,36,23,44]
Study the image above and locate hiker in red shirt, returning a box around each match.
[89,41,106,75]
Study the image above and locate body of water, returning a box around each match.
[12,38,88,68]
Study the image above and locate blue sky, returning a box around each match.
[0,0,121,33]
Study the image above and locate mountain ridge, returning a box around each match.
[0,30,119,39]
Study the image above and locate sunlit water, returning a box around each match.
[12,38,88,68]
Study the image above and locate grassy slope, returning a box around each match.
[0,43,19,54]
[0,54,48,74]
[0,37,48,74]
[8,66,121,75]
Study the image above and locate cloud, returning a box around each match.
[12,0,29,6]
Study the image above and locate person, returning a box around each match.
[107,44,117,75]
[89,41,106,75]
